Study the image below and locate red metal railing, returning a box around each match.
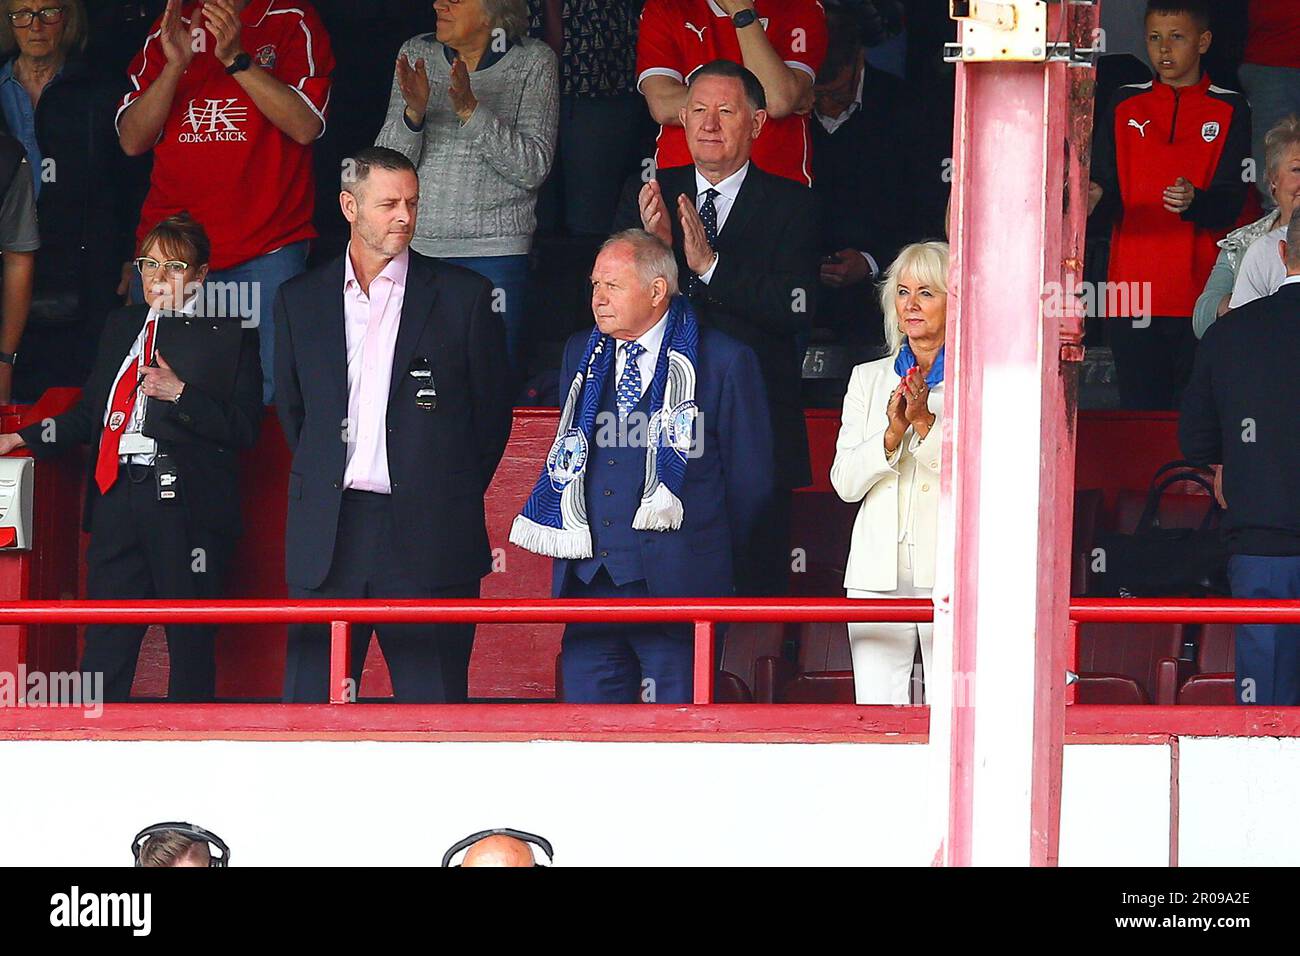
[0,597,934,704]
[1064,598,1300,706]
[4,596,1298,705]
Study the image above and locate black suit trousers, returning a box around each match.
[81,464,234,702]
[282,491,479,703]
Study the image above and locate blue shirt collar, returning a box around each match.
[894,342,945,388]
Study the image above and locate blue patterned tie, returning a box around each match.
[698,187,719,246]
[616,341,645,420]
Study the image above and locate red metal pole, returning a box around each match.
[693,620,715,705]
[329,620,350,705]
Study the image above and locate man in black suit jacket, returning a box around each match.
[1180,212,1300,706]
[811,7,909,358]
[615,59,818,595]
[275,147,512,703]
[0,213,263,701]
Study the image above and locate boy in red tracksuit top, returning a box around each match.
[1089,0,1250,410]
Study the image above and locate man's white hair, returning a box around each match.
[599,229,680,296]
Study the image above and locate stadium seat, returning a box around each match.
[1076,621,1187,704]
[1074,673,1147,705]
[1178,621,1236,705]
[759,621,856,704]
[1072,488,1104,595]
[714,671,754,704]
[719,622,788,702]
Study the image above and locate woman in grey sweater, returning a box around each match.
[376,0,558,379]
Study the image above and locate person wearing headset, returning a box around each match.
[443,828,553,867]
[133,822,229,867]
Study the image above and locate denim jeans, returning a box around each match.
[1227,553,1300,705]
[446,253,531,380]
[130,240,310,403]
[1238,64,1300,208]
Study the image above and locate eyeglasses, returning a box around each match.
[8,7,66,28]
[134,257,190,276]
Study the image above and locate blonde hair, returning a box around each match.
[1265,114,1300,186]
[879,241,950,355]
[0,0,88,55]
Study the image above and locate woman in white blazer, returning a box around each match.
[830,241,948,704]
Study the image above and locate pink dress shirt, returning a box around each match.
[342,244,409,492]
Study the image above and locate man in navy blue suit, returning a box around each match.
[510,229,774,703]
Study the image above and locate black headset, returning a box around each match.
[441,828,553,867]
[131,822,230,867]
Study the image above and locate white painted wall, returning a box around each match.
[1060,744,1170,867]
[1178,737,1300,866]
[2,740,932,867]
[0,738,1284,866]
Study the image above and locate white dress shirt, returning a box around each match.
[108,295,199,465]
[814,65,865,135]
[694,161,750,284]
[614,308,670,402]
[1229,224,1288,309]
[342,244,409,493]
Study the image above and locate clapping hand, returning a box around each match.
[1163,176,1194,214]
[884,378,909,455]
[901,367,935,434]
[638,180,672,247]
[159,0,196,70]
[396,53,431,125]
[201,0,246,68]
[448,57,478,123]
[678,193,716,276]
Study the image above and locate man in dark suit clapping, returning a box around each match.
[616,59,818,595]
[275,147,512,703]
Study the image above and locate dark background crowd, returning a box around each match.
[0,0,961,407]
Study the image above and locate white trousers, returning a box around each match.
[847,542,934,705]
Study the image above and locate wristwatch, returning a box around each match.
[732,8,758,29]
[0,351,16,366]
[226,52,253,75]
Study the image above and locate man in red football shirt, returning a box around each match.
[118,0,333,402]
[637,0,827,186]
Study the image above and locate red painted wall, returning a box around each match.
[0,405,1181,700]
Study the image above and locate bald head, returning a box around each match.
[461,834,535,867]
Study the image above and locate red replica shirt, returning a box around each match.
[1093,74,1251,318]
[118,0,334,270]
[637,0,828,186]
[1244,0,1300,69]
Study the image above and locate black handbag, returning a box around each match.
[1089,460,1230,598]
